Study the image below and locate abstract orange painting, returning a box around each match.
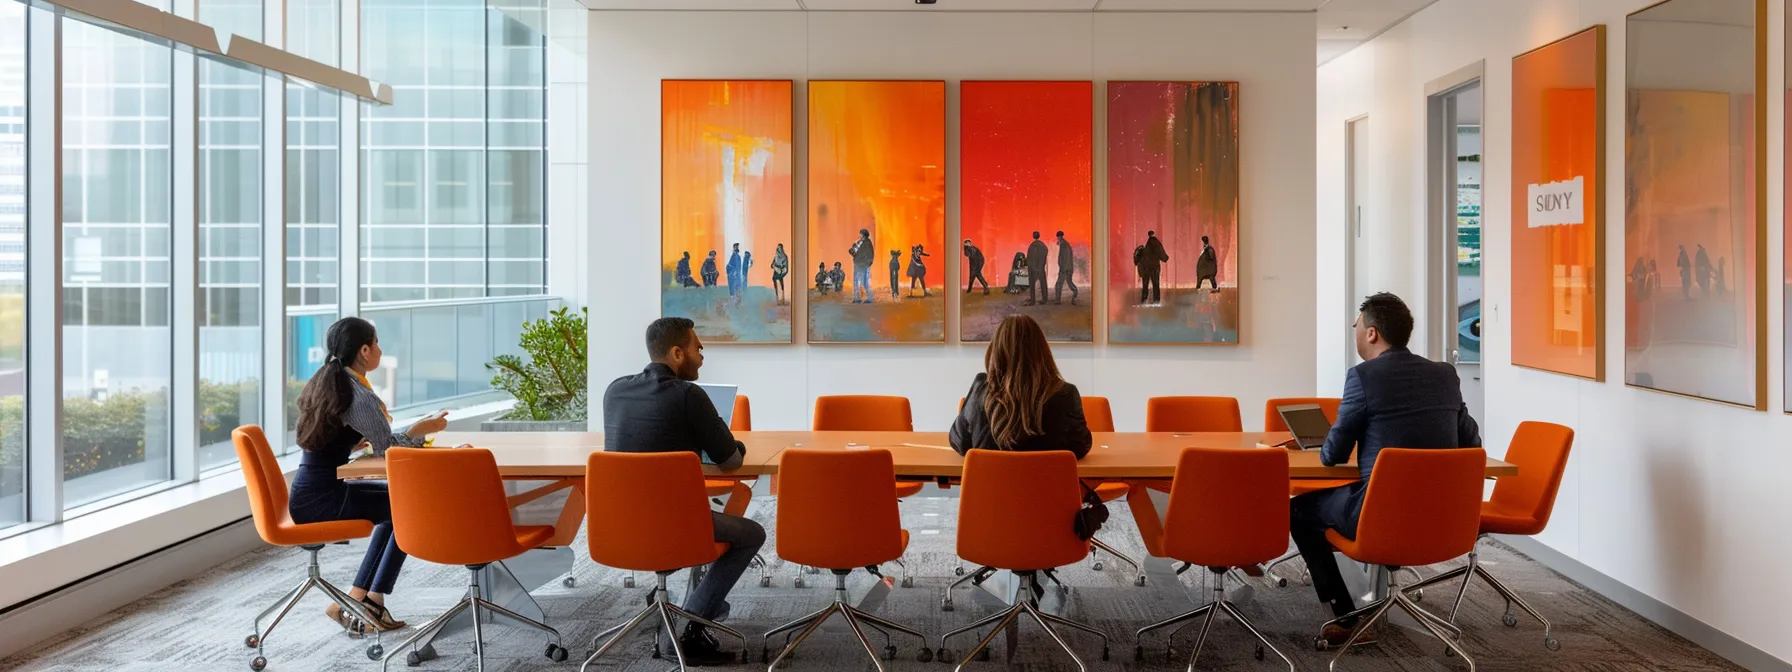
[807,80,946,343]
[959,81,1093,342]
[1511,26,1603,380]
[660,80,793,343]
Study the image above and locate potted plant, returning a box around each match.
[484,306,589,431]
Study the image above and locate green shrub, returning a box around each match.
[488,306,587,422]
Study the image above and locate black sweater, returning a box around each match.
[949,373,1092,458]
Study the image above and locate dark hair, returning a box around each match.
[295,317,378,451]
[1358,292,1414,349]
[1032,231,1041,239]
[1055,230,1064,238]
[647,317,696,359]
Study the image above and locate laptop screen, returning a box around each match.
[697,383,738,427]
[1276,404,1333,449]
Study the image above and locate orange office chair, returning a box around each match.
[1145,396,1243,433]
[380,448,568,670]
[1080,396,1144,583]
[1135,447,1295,670]
[1403,422,1573,651]
[805,395,922,586]
[1260,397,1354,588]
[1317,448,1486,669]
[937,450,1111,668]
[582,451,748,670]
[232,426,382,672]
[763,449,932,668]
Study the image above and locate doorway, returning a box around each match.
[1344,116,1369,365]
[1426,67,1484,422]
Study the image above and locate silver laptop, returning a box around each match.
[1276,404,1332,451]
[697,383,738,427]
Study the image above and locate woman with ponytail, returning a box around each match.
[948,314,1091,457]
[290,317,450,633]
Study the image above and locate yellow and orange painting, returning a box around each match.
[1511,26,1603,380]
[807,80,946,343]
[661,80,793,343]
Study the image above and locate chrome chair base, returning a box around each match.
[938,572,1110,672]
[763,572,930,672]
[581,572,747,672]
[1319,567,1474,671]
[383,565,566,672]
[1402,538,1559,651]
[1137,570,1295,672]
[245,544,383,670]
[1089,537,1147,586]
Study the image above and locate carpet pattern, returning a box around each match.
[0,494,1743,671]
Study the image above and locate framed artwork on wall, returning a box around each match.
[1106,81,1241,345]
[1511,26,1605,380]
[1623,0,1766,409]
[806,80,947,343]
[660,79,794,343]
[959,81,1095,343]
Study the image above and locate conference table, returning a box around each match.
[338,430,1515,661]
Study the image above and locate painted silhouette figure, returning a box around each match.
[1694,245,1712,298]
[701,250,719,287]
[1195,235,1219,291]
[888,250,901,298]
[1676,245,1691,300]
[963,238,990,295]
[675,251,699,288]
[907,244,931,298]
[829,262,845,297]
[726,243,744,298]
[1139,230,1169,305]
[815,262,831,294]
[740,250,753,305]
[1006,253,1029,295]
[849,228,875,304]
[1630,257,1650,301]
[1715,257,1727,297]
[1025,232,1049,306]
[1053,230,1077,305]
[771,244,789,305]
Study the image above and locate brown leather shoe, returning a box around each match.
[1322,622,1379,648]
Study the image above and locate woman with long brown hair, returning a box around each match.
[289,317,451,633]
[949,314,1091,456]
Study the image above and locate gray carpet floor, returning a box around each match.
[0,494,1742,672]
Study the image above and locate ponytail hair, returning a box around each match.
[295,317,378,451]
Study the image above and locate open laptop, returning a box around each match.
[695,384,739,466]
[1275,404,1332,451]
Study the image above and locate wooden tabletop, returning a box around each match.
[336,431,1518,481]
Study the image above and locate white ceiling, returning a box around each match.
[574,0,1440,66]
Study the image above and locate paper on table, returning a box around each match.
[897,443,954,451]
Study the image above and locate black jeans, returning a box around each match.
[290,472,408,595]
[1055,270,1077,301]
[1140,270,1161,303]
[1289,484,1364,617]
[684,512,766,621]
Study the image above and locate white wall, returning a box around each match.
[588,10,1318,432]
[1317,0,1790,664]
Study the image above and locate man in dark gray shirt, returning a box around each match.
[602,317,761,666]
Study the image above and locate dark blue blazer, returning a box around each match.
[1316,348,1482,534]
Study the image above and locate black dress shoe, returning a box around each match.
[677,625,735,667]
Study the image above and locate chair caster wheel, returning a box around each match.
[365,643,384,660]
[1545,637,1561,651]
[1445,646,1456,658]
[936,648,952,662]
[901,577,914,588]
[562,576,577,588]
[954,567,965,576]
[1503,612,1519,627]
[546,643,568,662]
[884,645,897,660]
[1275,577,1288,588]
[1133,645,1144,661]
[1100,646,1110,661]
[245,634,260,649]
[249,656,267,671]
[1255,645,1265,660]
[917,647,934,663]
[1411,589,1424,602]
[623,576,635,588]
[794,577,806,589]
[1313,637,1330,651]
[760,576,771,587]
[1134,575,1147,586]
[651,646,662,660]
[941,598,954,612]
[406,650,424,667]
[1092,561,1104,571]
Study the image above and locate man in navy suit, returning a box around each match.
[1293,292,1481,646]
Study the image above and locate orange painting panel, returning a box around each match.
[806,81,947,343]
[660,80,794,343]
[1511,27,1603,380]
